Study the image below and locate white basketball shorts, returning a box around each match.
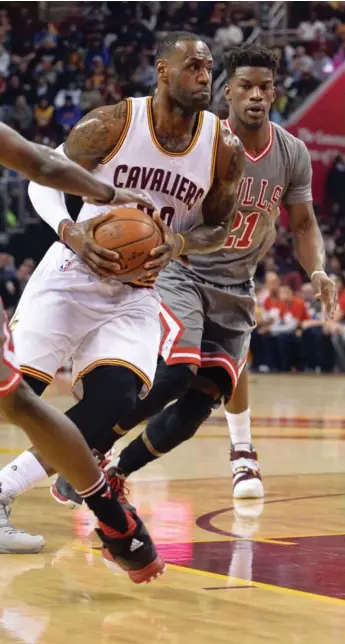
[11,242,161,396]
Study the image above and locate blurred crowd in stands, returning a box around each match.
[0,1,344,373]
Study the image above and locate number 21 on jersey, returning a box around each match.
[224,211,260,250]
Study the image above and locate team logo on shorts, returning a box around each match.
[59,259,72,272]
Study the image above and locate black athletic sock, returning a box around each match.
[77,472,130,534]
[118,389,215,475]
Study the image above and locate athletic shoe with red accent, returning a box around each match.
[97,466,165,584]
[50,450,111,509]
[231,448,264,499]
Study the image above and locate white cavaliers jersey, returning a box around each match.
[78,96,220,236]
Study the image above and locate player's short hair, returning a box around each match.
[224,44,280,79]
[155,31,204,63]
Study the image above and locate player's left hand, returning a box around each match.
[84,187,156,211]
[311,271,337,319]
[143,213,184,277]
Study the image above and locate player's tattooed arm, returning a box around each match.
[65,101,128,170]
[287,201,336,318]
[179,126,244,255]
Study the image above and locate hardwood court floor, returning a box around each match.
[0,374,345,644]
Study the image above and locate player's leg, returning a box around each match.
[112,262,204,442]
[225,365,264,499]
[51,261,205,506]
[0,309,164,580]
[116,366,231,476]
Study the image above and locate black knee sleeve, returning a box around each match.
[22,374,48,396]
[145,388,215,454]
[198,366,234,404]
[118,359,193,432]
[66,365,141,453]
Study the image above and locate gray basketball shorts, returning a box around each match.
[157,261,256,391]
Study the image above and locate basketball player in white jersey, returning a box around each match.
[0,32,244,550]
[50,44,336,511]
[0,122,168,583]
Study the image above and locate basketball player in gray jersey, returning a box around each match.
[52,44,336,510]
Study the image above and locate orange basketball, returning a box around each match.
[94,207,162,282]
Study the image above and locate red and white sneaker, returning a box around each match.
[230,448,264,499]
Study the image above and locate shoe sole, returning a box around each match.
[233,479,264,500]
[0,544,45,554]
[102,547,166,584]
[50,483,82,510]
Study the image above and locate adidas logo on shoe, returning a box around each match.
[130,538,144,552]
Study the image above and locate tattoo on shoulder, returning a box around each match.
[65,101,128,167]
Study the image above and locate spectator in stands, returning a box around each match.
[55,94,81,130]
[54,80,81,109]
[312,45,335,80]
[3,75,22,106]
[102,77,123,105]
[333,274,345,322]
[270,284,309,372]
[299,282,334,372]
[6,95,33,136]
[131,54,156,92]
[80,77,102,113]
[34,97,55,136]
[0,43,10,77]
[86,38,110,71]
[34,74,55,103]
[270,85,290,124]
[89,56,106,89]
[215,16,244,48]
[0,253,21,317]
[288,46,314,79]
[291,67,320,102]
[17,258,36,295]
[298,13,327,41]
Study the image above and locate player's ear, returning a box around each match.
[272,85,276,103]
[224,83,232,103]
[156,59,168,83]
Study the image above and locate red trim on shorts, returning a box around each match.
[0,310,22,396]
[159,302,185,358]
[166,346,201,366]
[200,352,239,391]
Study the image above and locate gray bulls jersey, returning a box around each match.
[189,121,313,285]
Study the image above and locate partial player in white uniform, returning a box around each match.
[0,31,244,550]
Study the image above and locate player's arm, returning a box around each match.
[183,126,244,253]
[0,122,115,203]
[27,102,154,278]
[145,127,244,276]
[284,141,336,318]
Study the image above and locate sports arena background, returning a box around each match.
[0,0,344,373]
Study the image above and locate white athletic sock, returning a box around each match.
[225,408,251,451]
[0,451,48,500]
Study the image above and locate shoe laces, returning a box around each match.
[92,449,111,471]
[105,467,129,505]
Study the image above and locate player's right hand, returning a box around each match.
[60,214,122,278]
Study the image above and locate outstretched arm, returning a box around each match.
[0,122,114,202]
